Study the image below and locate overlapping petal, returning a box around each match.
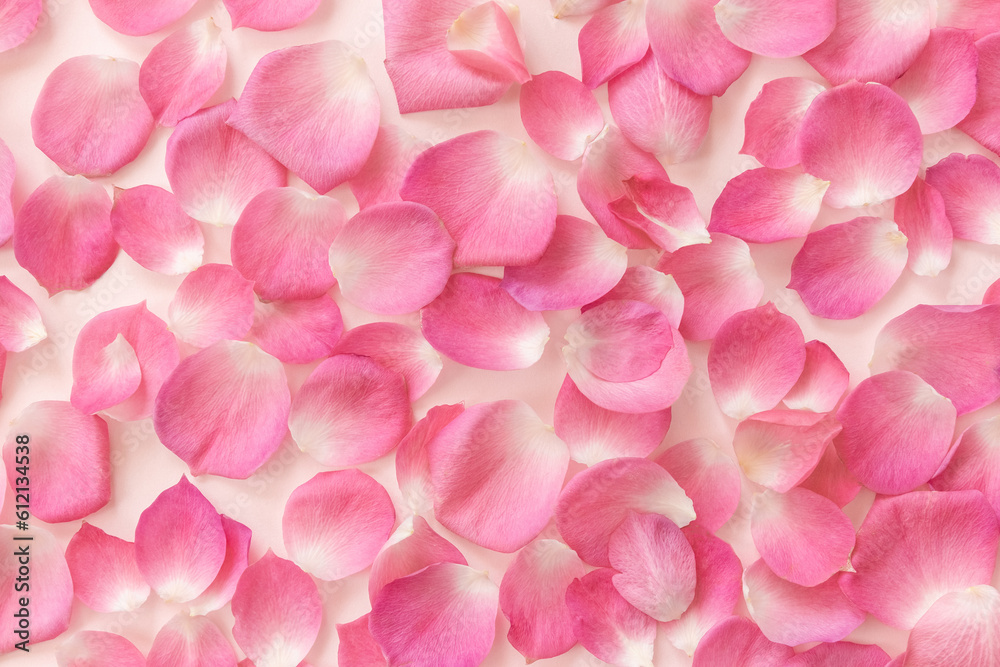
[691,616,794,667]
[656,438,742,532]
[188,516,251,616]
[337,615,386,667]
[333,323,440,401]
[741,77,826,169]
[709,168,829,243]
[249,296,343,365]
[70,334,140,417]
[925,153,1000,245]
[608,176,711,252]
[782,340,849,413]
[564,299,672,382]
[892,176,952,277]
[56,632,145,667]
[799,442,862,508]
[147,614,236,667]
[65,523,149,613]
[714,0,836,57]
[168,264,254,347]
[446,1,529,84]
[585,266,684,329]
[111,185,204,275]
[349,125,431,209]
[396,403,464,515]
[519,71,604,161]
[903,585,1000,667]
[735,410,842,493]
[958,34,1000,156]
[566,568,656,667]
[931,415,1000,518]
[578,0,648,89]
[368,515,466,603]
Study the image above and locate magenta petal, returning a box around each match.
[250,296,343,365]
[446,1,529,84]
[692,616,795,667]
[111,185,204,275]
[784,642,890,667]
[564,299,673,383]
[66,523,149,613]
[396,403,464,515]
[147,614,236,667]
[0,276,46,352]
[782,340,849,413]
[333,323,440,401]
[169,264,254,347]
[578,0,649,89]
[0,0,41,52]
[337,615,387,667]
[349,124,431,209]
[0,526,72,653]
[892,177,952,277]
[519,71,605,161]
[70,333,140,416]
[657,438,742,533]
[188,516,251,615]
[925,152,1000,245]
[566,568,656,667]
[741,77,826,169]
[714,0,836,57]
[89,0,196,35]
[903,585,1000,667]
[57,632,145,667]
[931,415,1000,518]
[368,515,466,604]
[585,265,684,330]
[223,0,320,31]
[0,139,13,245]
[709,168,829,243]
[958,34,1000,156]
[735,410,841,493]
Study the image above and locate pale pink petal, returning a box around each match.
[566,568,656,667]
[563,300,673,383]
[289,354,411,467]
[656,233,764,341]
[111,185,204,275]
[556,457,695,567]
[396,403,465,514]
[337,615,386,667]
[154,340,290,477]
[70,333,141,416]
[223,0,319,31]
[166,100,287,226]
[714,0,835,57]
[334,325,439,402]
[553,0,617,16]
[89,0,196,35]
[958,34,1000,156]
[32,55,153,176]
[0,276,45,352]
[369,515,466,603]
[925,152,1000,245]
[232,551,321,667]
[608,176,711,252]
[789,217,908,319]
[741,77,827,169]
[578,0,649,89]
[798,441,862,508]
[140,18,227,127]
[250,296,343,365]
[370,562,498,665]
[937,0,1000,36]
[188,516,251,615]
[656,438,742,533]
[56,631,145,667]
[0,0,41,52]
[931,416,1000,518]
[401,130,557,266]
[903,585,1000,667]
[147,613,236,667]
[554,375,671,465]
[750,487,855,587]
[519,71,605,161]
[168,264,254,347]
[283,470,395,580]
[0,526,71,653]
[420,272,549,371]
[840,490,1000,629]
[500,539,586,661]
[735,410,842,493]
[0,139,13,245]
[3,401,110,522]
[13,175,117,295]
[646,0,752,97]
[229,41,379,194]
[893,176,952,277]
[802,0,934,85]
[709,168,829,243]
[584,266,684,330]
[0,352,5,403]
[782,340,849,413]
[428,400,570,552]
[799,83,922,208]
[784,642,890,667]
[692,616,795,667]
[350,125,431,209]
[65,523,149,613]
[446,1,528,83]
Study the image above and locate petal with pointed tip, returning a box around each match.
[369,515,466,604]
[111,185,204,275]
[931,415,1000,518]
[715,0,835,57]
[709,168,829,243]
[0,0,41,52]
[741,77,826,169]
[250,296,343,365]
[958,34,1000,156]
[564,300,673,383]
[223,0,319,30]
[782,340,849,413]
[446,1,528,83]
[89,0,196,35]
[925,153,1000,245]
[168,264,254,347]
[70,333,140,416]
[609,176,711,252]
[147,614,237,667]
[396,403,465,515]
[0,139,13,245]
[566,568,656,667]
[893,177,952,277]
[350,125,431,209]
[66,523,149,613]
[579,0,648,88]
[337,615,386,667]
[692,616,795,667]
[735,410,842,493]
[656,438,742,533]
[333,323,440,401]
[584,266,684,330]
[798,442,861,508]
[188,516,251,615]
[785,642,890,667]
[0,276,45,352]
[0,526,71,653]
[519,71,604,161]
[891,28,977,135]
[904,585,1000,667]
[57,632,145,667]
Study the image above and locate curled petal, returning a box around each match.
[334,323,441,401]
[350,125,431,209]
[111,185,204,275]
[931,415,1000,518]
[656,438,742,533]
[903,585,1000,667]
[784,642,890,667]
[799,442,861,508]
[66,523,149,613]
[691,616,795,667]
[734,410,842,493]
[925,153,1000,245]
[566,568,656,667]
[609,176,711,253]
[369,515,466,604]
[189,516,251,615]
[0,139,13,244]
[782,340,849,413]
[714,0,835,57]
[892,177,952,277]
[337,615,387,667]
[169,264,254,347]
[741,77,826,169]
[958,34,1000,156]
[89,0,197,35]
[223,0,320,30]
[147,614,236,667]
[709,168,829,243]
[396,403,465,515]
[0,526,71,653]
[584,266,684,330]
[446,1,529,84]
[0,276,46,352]
[250,296,343,365]
[564,300,672,383]
[579,0,648,89]
[57,632,145,667]
[71,334,140,416]
[0,0,41,52]
[519,71,604,161]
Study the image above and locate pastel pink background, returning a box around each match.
[2,1,1000,665]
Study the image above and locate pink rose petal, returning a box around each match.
[925,152,1000,245]
[223,0,320,31]
[585,265,684,329]
[65,523,149,613]
[70,333,141,417]
[798,441,862,508]
[0,276,45,352]
[188,516,251,615]
[931,415,1000,518]
[564,299,673,383]
[735,410,842,493]
[0,139,13,245]
[0,0,41,52]
[709,168,829,243]
[519,71,604,161]
[714,0,836,57]
[111,185,204,275]
[691,616,795,667]
[368,515,466,604]
[349,125,431,209]
[333,323,441,401]
[578,0,649,89]
[741,77,826,169]
[147,614,236,667]
[337,615,386,667]
[936,0,1000,37]
[657,438,742,533]
[396,403,464,515]
[89,0,196,35]
[903,585,1000,667]
[57,632,145,667]
[566,568,656,667]
[892,176,953,277]
[249,296,343,365]
[782,340,849,413]
[784,642,890,667]
[958,34,1000,156]
[168,264,254,348]
[446,1,529,84]
[608,176,711,252]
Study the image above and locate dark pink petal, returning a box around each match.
[656,233,764,341]
[519,71,605,161]
[0,276,46,351]
[3,401,109,522]
[428,400,570,552]
[892,177,952,277]
[692,616,795,667]
[958,34,1000,156]
[189,516,251,615]
[168,264,254,347]
[89,0,196,35]
[65,523,149,613]
[401,130,557,266]
[420,272,549,371]
[0,0,41,52]
[609,175,711,252]
[0,526,71,653]
[337,615,386,667]
[500,539,586,661]
[13,175,117,295]
[584,265,684,329]
[925,153,1000,245]
[709,168,829,243]
[836,371,956,495]
[564,300,672,383]
[931,415,1000,518]
[166,100,287,226]
[735,410,842,493]
[741,77,826,169]
[751,487,855,587]
[0,139,13,244]
[289,354,410,467]
[70,333,141,416]
[283,470,395,580]
[657,438,742,533]
[646,0,751,96]
[446,1,528,84]
[782,340,849,413]
[154,340,290,478]
[841,490,999,629]
[111,185,204,275]
[579,0,649,89]
[250,296,343,365]
[566,568,656,667]
[799,442,862,508]
[799,83,922,208]
[57,632,145,667]
[396,403,464,514]
[903,585,1000,667]
[714,0,835,57]
[148,615,236,667]
[784,642,890,667]
[333,323,441,401]
[556,457,695,567]
[350,125,431,209]
[789,217,908,319]
[223,0,319,30]
[368,515,466,604]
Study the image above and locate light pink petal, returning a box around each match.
[608,176,711,252]
[741,77,827,169]
[692,616,795,667]
[566,568,656,667]
[420,272,549,371]
[785,642,891,667]
[554,375,671,465]
[65,523,149,613]
[250,296,343,365]
[0,276,45,352]
[70,333,140,416]
[0,139,13,245]
[56,631,145,667]
[223,0,319,31]
[0,352,5,403]
[556,457,695,567]
[798,441,861,508]
[283,470,395,580]
[168,264,254,347]
[349,125,431,209]
[958,34,1000,156]
[735,410,842,493]
[709,168,829,243]
[333,323,441,401]
[931,415,1000,518]
[937,0,1000,37]
[750,487,855,587]
[0,526,71,653]
[925,152,1000,245]
[0,0,41,52]
[32,56,153,176]
[229,41,379,194]
[903,585,1000,667]
[841,490,1000,629]
[782,340,849,413]
[799,83,922,208]
[166,100,287,226]
[13,175,117,295]
[656,438,742,533]
[646,0,752,97]
[289,354,411,467]
[401,130,557,266]
[147,613,236,667]
[154,340,290,477]
[584,265,684,329]
[370,562,498,665]
[656,233,764,341]
[3,401,110,522]
[337,615,386,667]
[396,403,465,515]
[89,0,196,35]
[111,185,204,275]
[714,0,835,57]
[661,526,743,656]
[232,551,321,667]
[609,512,696,622]
[446,1,529,84]
[553,0,618,18]
[428,400,570,552]
[188,516,251,615]
[579,0,649,89]
[519,71,605,161]
[369,515,466,604]
[564,299,673,383]
[789,217,908,319]
[500,539,586,661]
[893,176,952,277]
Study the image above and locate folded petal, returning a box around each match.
[13,175,117,295]
[56,632,145,667]
[840,490,1000,628]
[396,403,465,515]
[223,0,320,30]
[709,168,829,243]
[656,438,742,532]
[89,0,197,35]
[0,526,72,653]
[579,0,649,88]
[337,615,386,667]
[556,457,695,567]
[3,401,110,522]
[782,340,849,413]
[166,100,287,226]
[148,613,237,667]
[892,176,952,277]
[65,523,149,613]
[925,152,1000,245]
[519,71,604,161]
[566,568,656,667]
[958,34,1000,156]
[333,323,441,401]
[564,299,673,382]
[250,296,343,365]
[735,410,842,493]
[369,515,466,604]
[609,176,711,252]
[741,77,826,169]
[714,0,835,57]
[188,516,251,615]
[0,139,13,245]
[289,354,411,467]
[691,616,795,667]
[0,0,41,52]
[420,272,549,371]
[903,585,1000,667]
[70,333,141,416]
[931,416,1000,518]
[446,1,528,83]
[584,265,684,329]
[350,125,431,209]
[0,276,45,352]
[111,185,204,275]
[168,264,254,347]
[799,441,862,508]
[784,642,890,667]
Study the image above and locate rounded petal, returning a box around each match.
[519,71,604,161]
[57,632,145,667]
[446,1,529,84]
[333,323,441,401]
[249,296,343,365]
[70,333,141,416]
[893,176,952,277]
[0,526,72,653]
[396,403,465,515]
[578,0,649,89]
[148,613,236,667]
[0,0,41,52]
[785,642,890,667]
[188,516,251,615]
[714,0,835,57]
[368,515,466,604]
[903,585,1000,667]
[656,438,742,532]
[65,523,149,613]
[741,77,826,169]
[925,152,1000,245]
[0,276,46,352]
[708,168,829,243]
[111,185,205,275]
[735,410,842,493]
[691,616,795,667]
[958,34,1000,156]
[337,615,386,667]
[89,0,197,35]
[168,264,254,347]
[931,416,1000,518]
[566,568,656,667]
[223,0,320,30]
[349,124,431,209]
[585,265,684,329]
[782,340,850,413]
[564,300,673,383]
